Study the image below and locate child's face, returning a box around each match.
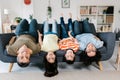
[65,49,75,61]
[46,51,56,63]
[86,43,96,57]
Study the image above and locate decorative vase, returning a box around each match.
[24,0,31,5]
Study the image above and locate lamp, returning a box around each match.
[4,9,9,15]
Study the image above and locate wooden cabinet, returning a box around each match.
[80,6,114,32]
[2,23,12,33]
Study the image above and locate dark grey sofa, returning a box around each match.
[0,22,116,72]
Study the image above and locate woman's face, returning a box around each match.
[46,51,56,63]
[86,43,96,57]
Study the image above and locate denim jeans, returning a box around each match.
[60,17,68,38]
[60,17,74,38]
[68,18,74,37]
[15,19,38,40]
[43,20,58,36]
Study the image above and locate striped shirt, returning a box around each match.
[58,37,79,52]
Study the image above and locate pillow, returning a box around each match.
[73,20,83,36]
[82,19,96,35]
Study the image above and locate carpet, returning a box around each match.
[0,71,120,80]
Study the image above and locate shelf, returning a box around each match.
[81,14,96,16]
[97,23,112,25]
[80,6,114,32]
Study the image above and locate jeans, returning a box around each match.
[15,19,38,40]
[68,18,74,37]
[60,17,68,38]
[60,17,74,38]
[43,20,58,36]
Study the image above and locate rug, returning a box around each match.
[0,71,120,80]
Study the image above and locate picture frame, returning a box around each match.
[61,0,70,8]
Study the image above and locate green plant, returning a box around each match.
[14,17,22,23]
[48,6,52,12]
[47,6,52,18]
[29,14,33,20]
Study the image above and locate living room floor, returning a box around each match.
[0,42,119,73]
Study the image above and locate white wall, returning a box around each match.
[0,9,2,33]
[0,0,120,33]
[33,0,78,23]
[0,0,33,23]
[33,0,120,31]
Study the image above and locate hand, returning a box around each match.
[37,30,42,37]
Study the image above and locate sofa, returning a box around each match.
[0,20,116,72]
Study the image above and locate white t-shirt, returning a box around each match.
[41,34,59,52]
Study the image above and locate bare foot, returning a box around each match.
[61,13,63,17]
[77,17,80,21]
[69,12,72,18]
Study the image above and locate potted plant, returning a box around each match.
[14,17,22,23]
[47,6,52,18]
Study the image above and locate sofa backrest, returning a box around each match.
[37,21,96,39]
[10,21,96,39]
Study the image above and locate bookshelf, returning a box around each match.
[80,6,114,32]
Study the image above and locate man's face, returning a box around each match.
[46,51,56,63]
[65,49,75,61]
[17,45,32,63]
[86,43,96,57]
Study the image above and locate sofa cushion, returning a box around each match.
[83,19,96,35]
[89,23,97,36]
[73,20,83,36]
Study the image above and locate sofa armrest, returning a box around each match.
[97,32,116,60]
[0,33,15,55]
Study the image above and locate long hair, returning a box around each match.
[44,52,58,77]
[80,50,101,66]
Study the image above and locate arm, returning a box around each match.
[68,31,78,44]
[68,31,74,38]
[37,30,43,46]
[9,36,16,45]
[6,36,17,56]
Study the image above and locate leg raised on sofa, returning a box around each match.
[9,63,14,72]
